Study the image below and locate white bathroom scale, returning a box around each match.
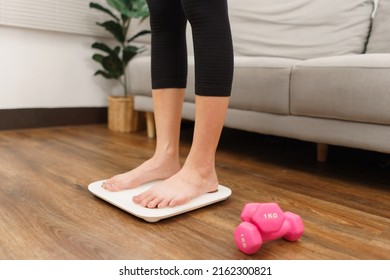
[88,180,232,222]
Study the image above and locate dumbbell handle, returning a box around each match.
[261,212,303,242]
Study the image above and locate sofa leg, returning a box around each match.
[146,112,156,139]
[317,143,329,162]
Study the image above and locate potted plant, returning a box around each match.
[90,0,150,132]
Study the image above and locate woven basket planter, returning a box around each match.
[108,96,138,133]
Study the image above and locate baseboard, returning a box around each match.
[0,107,107,130]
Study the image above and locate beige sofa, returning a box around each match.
[128,0,390,161]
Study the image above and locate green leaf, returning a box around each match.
[124,8,149,19]
[137,46,147,55]
[107,0,148,19]
[122,45,139,65]
[101,54,123,78]
[131,0,149,18]
[127,29,151,43]
[113,46,121,55]
[97,20,125,42]
[123,0,132,9]
[91,42,123,79]
[132,0,147,11]
[107,0,131,15]
[92,54,104,63]
[91,42,117,55]
[89,2,119,22]
[94,70,116,79]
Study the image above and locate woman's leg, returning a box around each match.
[133,0,234,207]
[103,0,188,191]
[133,96,230,208]
[103,89,184,191]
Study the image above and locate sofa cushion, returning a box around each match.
[128,56,151,96]
[290,54,390,125]
[228,0,375,59]
[129,55,299,115]
[230,56,299,115]
[366,0,390,53]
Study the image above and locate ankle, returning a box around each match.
[183,157,217,178]
[150,150,180,168]
[155,143,180,158]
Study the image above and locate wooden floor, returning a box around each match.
[0,123,389,260]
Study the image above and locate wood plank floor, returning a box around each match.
[0,124,389,260]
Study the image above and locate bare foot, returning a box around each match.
[102,156,181,191]
[132,165,219,208]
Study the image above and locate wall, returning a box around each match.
[0,25,121,109]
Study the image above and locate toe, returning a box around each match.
[102,180,113,190]
[133,191,156,207]
[147,197,162,208]
[157,198,171,208]
[169,196,188,207]
[132,192,148,204]
[106,183,119,192]
[132,194,142,203]
[140,198,151,207]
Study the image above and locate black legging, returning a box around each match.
[146,0,234,97]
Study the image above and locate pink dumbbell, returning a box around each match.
[234,202,304,254]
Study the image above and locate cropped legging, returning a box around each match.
[146,0,234,97]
